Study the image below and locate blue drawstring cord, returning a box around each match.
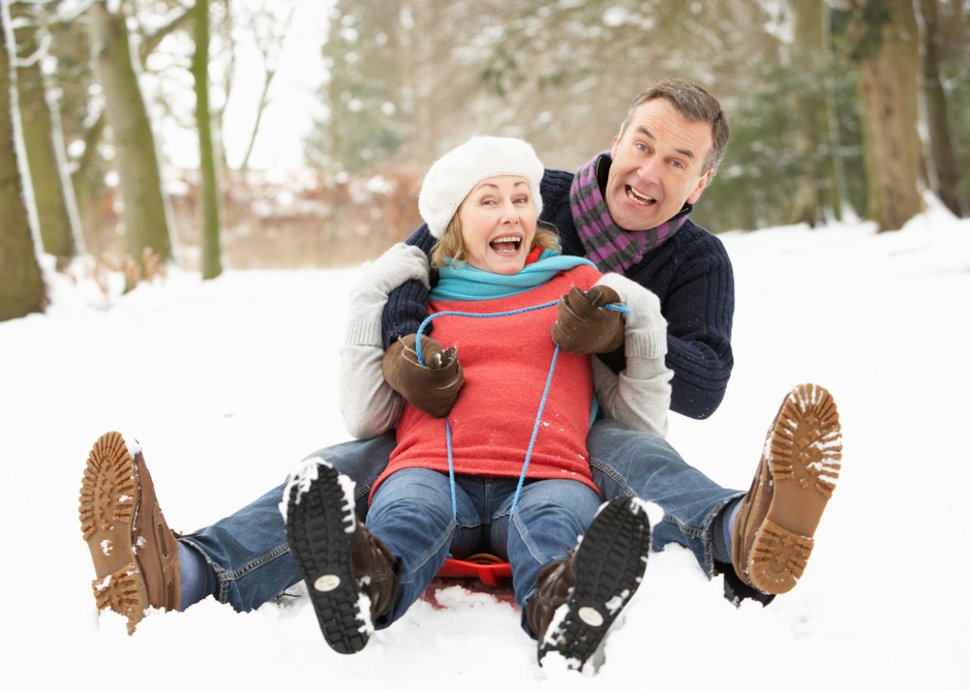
[414,300,629,519]
[510,341,560,512]
[414,300,561,366]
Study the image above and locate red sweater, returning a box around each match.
[371,265,603,501]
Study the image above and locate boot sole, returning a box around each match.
[747,383,842,594]
[284,462,370,654]
[538,497,651,670]
[78,431,151,634]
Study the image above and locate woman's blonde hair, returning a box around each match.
[430,214,560,269]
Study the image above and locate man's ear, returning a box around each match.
[609,134,621,159]
[687,169,715,204]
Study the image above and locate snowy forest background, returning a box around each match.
[2,0,970,323]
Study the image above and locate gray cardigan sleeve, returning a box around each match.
[339,243,430,439]
[589,272,672,438]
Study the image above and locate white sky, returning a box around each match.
[220,1,331,171]
[155,0,332,172]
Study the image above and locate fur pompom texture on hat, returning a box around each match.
[418,136,545,239]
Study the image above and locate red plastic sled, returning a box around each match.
[436,553,512,588]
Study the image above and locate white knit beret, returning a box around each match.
[418,136,545,239]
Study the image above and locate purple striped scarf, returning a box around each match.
[569,152,687,273]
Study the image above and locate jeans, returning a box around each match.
[179,419,743,612]
[367,468,601,636]
[586,420,744,577]
[179,433,396,612]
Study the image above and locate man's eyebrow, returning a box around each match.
[636,124,696,160]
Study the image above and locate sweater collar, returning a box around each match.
[432,249,596,302]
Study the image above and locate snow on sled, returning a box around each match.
[421,553,515,606]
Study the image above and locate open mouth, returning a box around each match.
[489,236,522,256]
[626,186,657,206]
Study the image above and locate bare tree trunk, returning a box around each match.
[237,68,274,173]
[822,18,851,222]
[916,0,964,216]
[792,2,827,228]
[193,0,221,279]
[13,5,83,261]
[0,0,45,321]
[90,0,174,270]
[59,9,188,256]
[851,0,923,231]
[71,109,107,252]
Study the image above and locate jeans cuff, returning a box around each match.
[698,492,746,578]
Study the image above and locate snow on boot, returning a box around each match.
[78,431,180,633]
[284,459,398,655]
[531,497,651,671]
[732,383,842,594]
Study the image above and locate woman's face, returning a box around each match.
[457,175,537,275]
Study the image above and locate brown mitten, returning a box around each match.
[382,334,464,417]
[551,285,625,355]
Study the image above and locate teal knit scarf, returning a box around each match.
[432,249,596,302]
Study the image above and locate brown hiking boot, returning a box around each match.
[526,559,575,642]
[284,460,399,655]
[732,383,842,595]
[529,498,651,671]
[78,431,180,633]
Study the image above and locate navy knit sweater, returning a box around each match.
[381,168,735,419]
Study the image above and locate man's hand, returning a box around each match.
[382,334,464,417]
[551,285,625,355]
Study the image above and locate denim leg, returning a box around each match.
[180,433,395,611]
[586,419,744,577]
[493,480,601,625]
[365,468,460,629]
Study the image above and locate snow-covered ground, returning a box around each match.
[2,205,968,689]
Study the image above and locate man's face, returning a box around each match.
[606,98,715,231]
